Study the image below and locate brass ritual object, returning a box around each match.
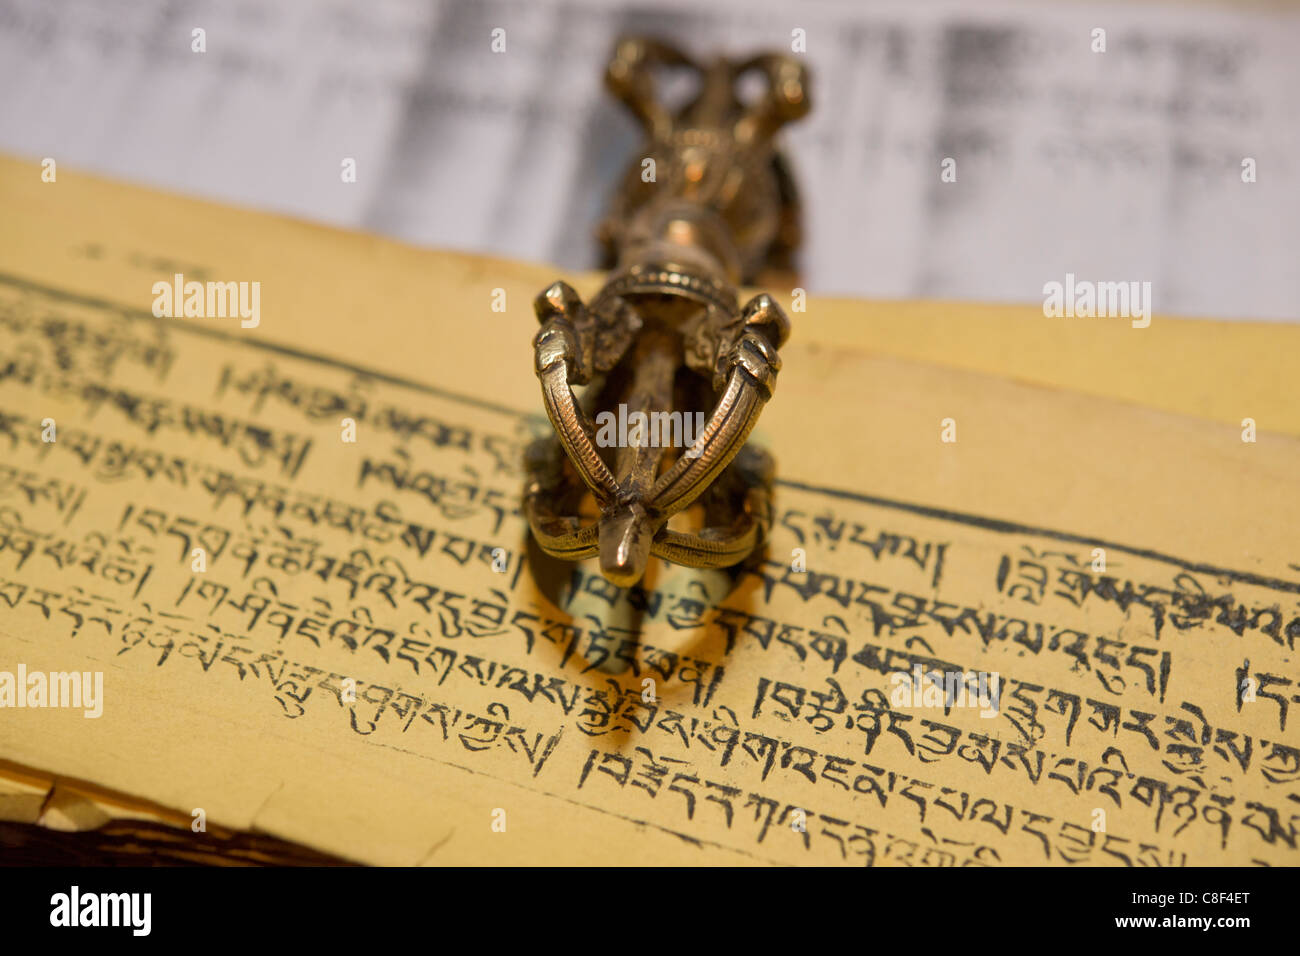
[525,37,810,588]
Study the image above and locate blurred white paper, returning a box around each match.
[0,0,1296,320]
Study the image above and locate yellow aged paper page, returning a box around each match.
[1,157,1297,866]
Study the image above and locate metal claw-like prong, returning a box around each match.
[732,55,811,148]
[740,292,791,349]
[605,37,695,139]
[532,286,621,503]
[534,279,585,326]
[533,280,590,384]
[652,331,780,520]
[597,500,657,588]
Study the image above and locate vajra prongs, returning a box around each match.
[525,36,810,587]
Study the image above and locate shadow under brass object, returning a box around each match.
[525,37,810,588]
